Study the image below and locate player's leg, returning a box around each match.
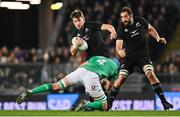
[142,59,173,110]
[85,78,108,111]
[16,78,69,104]
[75,69,108,111]
[108,74,126,109]
[108,62,133,109]
[16,77,71,104]
[30,77,70,94]
[16,68,84,104]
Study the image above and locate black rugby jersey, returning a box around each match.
[117,17,150,58]
[72,21,109,60]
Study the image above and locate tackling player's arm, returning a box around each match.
[79,61,88,67]
[101,24,117,39]
[101,78,114,91]
[116,40,126,58]
[147,24,167,44]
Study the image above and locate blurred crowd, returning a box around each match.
[0,46,180,74]
[0,46,71,64]
[154,51,180,74]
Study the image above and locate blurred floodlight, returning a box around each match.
[30,0,41,5]
[8,4,30,10]
[0,1,30,10]
[51,2,63,10]
[16,0,31,1]
[0,1,22,7]
[16,0,41,5]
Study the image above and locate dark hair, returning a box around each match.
[70,9,84,19]
[121,7,133,15]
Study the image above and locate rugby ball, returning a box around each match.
[78,40,88,51]
[72,37,88,51]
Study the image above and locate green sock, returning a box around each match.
[31,83,52,94]
[86,101,102,110]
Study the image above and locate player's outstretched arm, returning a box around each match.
[116,40,126,58]
[147,24,167,44]
[101,24,117,39]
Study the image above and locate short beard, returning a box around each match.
[123,20,132,27]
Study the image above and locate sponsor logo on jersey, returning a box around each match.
[125,28,128,32]
[131,30,137,34]
[82,28,90,41]
[91,85,96,89]
[130,30,139,37]
[136,22,141,27]
[85,28,89,33]
[82,35,89,41]
[91,85,99,91]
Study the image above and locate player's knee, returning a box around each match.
[52,79,67,91]
[145,71,160,84]
[57,79,67,90]
[52,83,61,91]
[146,71,156,79]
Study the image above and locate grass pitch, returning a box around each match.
[0,110,180,116]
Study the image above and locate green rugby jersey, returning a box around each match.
[81,56,119,81]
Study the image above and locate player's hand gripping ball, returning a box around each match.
[72,37,88,51]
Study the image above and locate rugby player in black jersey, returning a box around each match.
[70,9,117,106]
[70,9,116,60]
[109,7,173,110]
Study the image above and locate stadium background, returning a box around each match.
[0,0,180,111]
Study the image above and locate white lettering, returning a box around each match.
[3,102,26,110]
[27,102,46,110]
[48,99,71,110]
[112,100,132,110]
[133,100,154,110]
[0,102,2,110]
[172,97,180,110]
[112,100,154,110]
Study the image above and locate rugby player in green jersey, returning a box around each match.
[16,56,120,111]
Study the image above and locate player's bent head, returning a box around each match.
[70,9,85,19]
[111,58,121,69]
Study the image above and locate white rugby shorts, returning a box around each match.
[66,68,107,101]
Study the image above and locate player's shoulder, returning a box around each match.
[84,21,102,31]
[134,16,147,22]
[134,16,145,20]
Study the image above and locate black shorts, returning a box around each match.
[120,54,153,77]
